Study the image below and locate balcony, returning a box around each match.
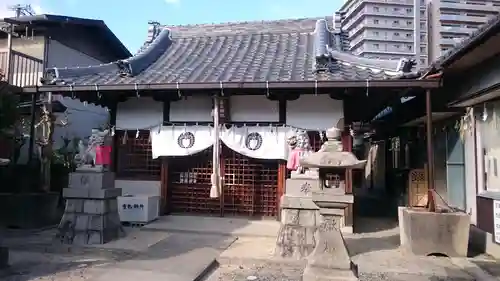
[440,1,495,12]
[0,49,43,87]
[440,14,490,23]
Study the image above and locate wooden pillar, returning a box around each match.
[41,92,54,192]
[277,161,286,220]
[277,98,287,220]
[28,92,38,163]
[342,131,354,230]
[425,89,436,211]
[109,101,117,173]
[160,99,170,215]
[160,159,169,215]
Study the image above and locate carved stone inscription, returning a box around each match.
[300,182,312,195]
[319,216,338,232]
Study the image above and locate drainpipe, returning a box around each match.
[425,89,436,211]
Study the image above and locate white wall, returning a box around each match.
[46,39,109,149]
[170,96,212,122]
[464,121,478,224]
[116,97,163,130]
[287,95,343,130]
[230,96,279,122]
[119,95,345,130]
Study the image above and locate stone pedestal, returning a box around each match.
[275,177,322,259]
[276,196,320,258]
[57,171,124,245]
[303,215,358,281]
[400,207,470,257]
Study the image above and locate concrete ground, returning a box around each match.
[0,215,498,281]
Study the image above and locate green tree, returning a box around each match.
[0,91,19,137]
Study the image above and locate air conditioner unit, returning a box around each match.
[117,195,160,223]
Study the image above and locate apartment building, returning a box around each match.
[428,0,499,61]
[338,0,499,68]
[338,0,429,68]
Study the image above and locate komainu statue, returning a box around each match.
[74,128,111,171]
[286,130,319,178]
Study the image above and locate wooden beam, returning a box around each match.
[425,89,436,212]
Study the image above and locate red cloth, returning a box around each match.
[95,145,112,165]
[287,149,303,171]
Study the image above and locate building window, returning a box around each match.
[374,19,379,24]
[407,20,413,25]
[420,34,426,40]
[373,31,380,36]
[406,8,412,13]
[406,33,412,38]
[394,32,400,36]
[420,46,426,52]
[420,22,425,28]
[393,20,400,25]
[407,45,413,50]
[374,6,380,11]
[394,7,400,11]
[373,43,380,49]
[394,44,401,49]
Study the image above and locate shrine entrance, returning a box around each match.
[166,145,280,218]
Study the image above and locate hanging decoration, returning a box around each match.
[482,102,488,122]
[457,107,474,141]
[150,125,214,158]
[220,125,292,160]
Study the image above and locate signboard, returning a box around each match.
[494,200,500,244]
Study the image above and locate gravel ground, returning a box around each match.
[204,263,304,281]
[204,262,475,281]
[0,217,494,281]
[205,217,482,281]
[0,250,117,281]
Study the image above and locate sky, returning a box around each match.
[0,0,343,53]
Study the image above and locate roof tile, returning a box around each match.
[44,17,414,86]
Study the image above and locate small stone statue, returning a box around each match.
[74,128,110,172]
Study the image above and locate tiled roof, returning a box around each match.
[43,17,416,86]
